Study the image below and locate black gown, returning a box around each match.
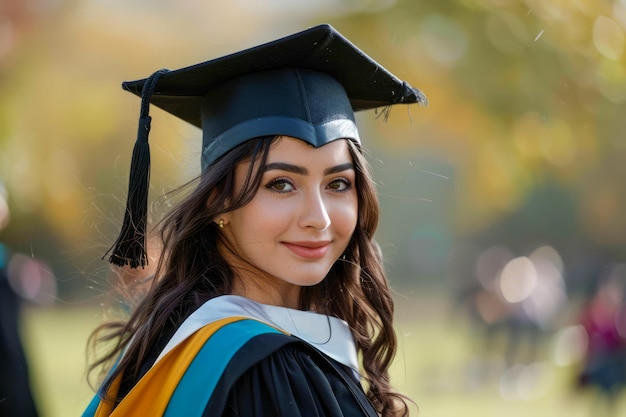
[83,296,379,417]
[209,332,378,416]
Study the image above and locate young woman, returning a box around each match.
[84,24,427,417]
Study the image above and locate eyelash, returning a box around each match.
[265,178,353,193]
[328,178,352,191]
[265,178,293,193]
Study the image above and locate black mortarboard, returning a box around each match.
[107,23,427,268]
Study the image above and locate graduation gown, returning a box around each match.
[83,296,378,416]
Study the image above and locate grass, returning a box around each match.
[19,300,626,417]
[21,306,104,417]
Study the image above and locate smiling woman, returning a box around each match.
[83,24,427,417]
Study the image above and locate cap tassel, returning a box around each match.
[106,69,169,268]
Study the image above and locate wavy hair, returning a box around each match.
[87,136,409,416]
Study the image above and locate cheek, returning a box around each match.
[232,198,291,236]
[333,200,358,235]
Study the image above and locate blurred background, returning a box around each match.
[1,0,626,416]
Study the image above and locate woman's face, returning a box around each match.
[219,136,358,307]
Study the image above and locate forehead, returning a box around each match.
[267,136,354,165]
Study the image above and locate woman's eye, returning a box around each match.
[328,179,352,191]
[267,179,294,193]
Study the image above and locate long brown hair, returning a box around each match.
[88,136,409,416]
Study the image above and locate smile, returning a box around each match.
[282,241,331,259]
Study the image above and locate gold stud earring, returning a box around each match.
[218,219,224,228]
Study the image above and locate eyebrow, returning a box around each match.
[264,162,355,176]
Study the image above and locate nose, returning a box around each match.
[299,190,331,231]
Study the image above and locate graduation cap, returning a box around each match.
[108,23,428,268]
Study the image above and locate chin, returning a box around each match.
[293,274,328,288]
[280,265,334,288]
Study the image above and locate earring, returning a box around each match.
[218,219,224,228]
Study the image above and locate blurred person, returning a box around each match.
[576,272,626,416]
[0,182,40,417]
[452,245,568,393]
[83,24,427,416]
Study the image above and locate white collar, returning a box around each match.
[155,295,360,374]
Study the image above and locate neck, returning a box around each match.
[231,276,301,309]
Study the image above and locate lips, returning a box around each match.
[282,241,330,259]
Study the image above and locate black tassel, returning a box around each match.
[105,69,169,268]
